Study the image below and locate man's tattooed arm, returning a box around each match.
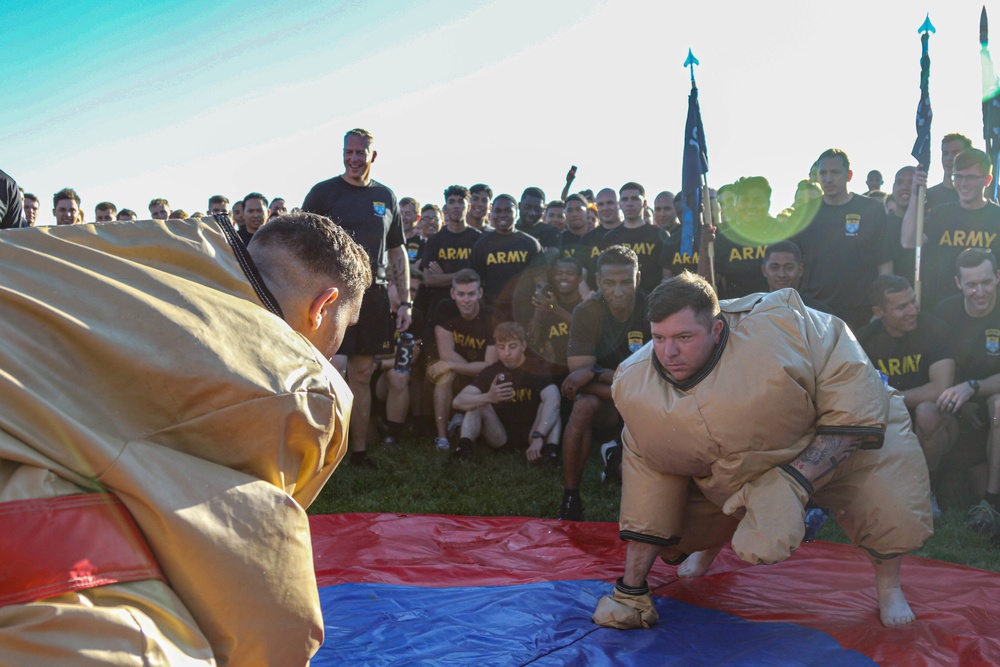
[787,433,864,490]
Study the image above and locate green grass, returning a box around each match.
[310,433,1000,573]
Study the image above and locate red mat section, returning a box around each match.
[311,513,1000,666]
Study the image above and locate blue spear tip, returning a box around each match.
[683,48,699,68]
[918,13,936,35]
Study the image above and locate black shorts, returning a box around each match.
[338,283,395,357]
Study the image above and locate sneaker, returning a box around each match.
[447,413,463,439]
[557,493,584,521]
[450,441,473,463]
[803,507,829,542]
[600,440,622,483]
[381,436,399,452]
[967,500,1000,538]
[349,452,378,470]
[434,437,451,452]
[540,442,560,467]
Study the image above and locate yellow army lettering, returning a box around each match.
[453,332,486,349]
[438,247,472,261]
[486,250,530,265]
[548,322,570,338]
[875,354,922,376]
[621,242,657,256]
[671,251,699,265]
[511,387,534,403]
[937,230,998,248]
[728,246,768,262]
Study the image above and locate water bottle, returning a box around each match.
[394,333,415,373]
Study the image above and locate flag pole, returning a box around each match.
[913,14,936,306]
[684,49,715,290]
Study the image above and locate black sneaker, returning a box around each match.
[450,442,473,463]
[540,442,560,467]
[557,493,584,521]
[600,440,622,483]
[349,452,378,469]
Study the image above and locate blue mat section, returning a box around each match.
[315,580,876,666]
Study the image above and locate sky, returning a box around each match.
[2,0,994,224]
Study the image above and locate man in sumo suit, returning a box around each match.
[593,272,932,630]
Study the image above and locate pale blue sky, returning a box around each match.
[2,0,988,223]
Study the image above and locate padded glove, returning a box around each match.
[592,577,659,629]
[723,465,812,565]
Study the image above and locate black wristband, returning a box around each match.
[399,301,413,309]
[614,576,650,596]
[778,463,814,496]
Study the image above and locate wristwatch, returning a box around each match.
[531,431,544,440]
[969,379,981,396]
[399,301,413,309]
[591,364,604,377]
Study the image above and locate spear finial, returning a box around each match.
[918,13,936,35]
[683,48,699,84]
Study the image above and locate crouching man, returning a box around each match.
[593,273,932,630]
[452,322,560,462]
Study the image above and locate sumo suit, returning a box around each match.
[609,290,932,570]
[0,217,352,665]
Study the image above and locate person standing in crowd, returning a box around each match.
[239,192,270,245]
[516,187,561,250]
[302,128,410,468]
[653,190,678,235]
[94,202,117,222]
[53,188,82,226]
[22,193,39,227]
[468,183,494,232]
[601,182,671,296]
[881,167,916,284]
[926,133,973,211]
[418,185,481,322]
[148,198,172,220]
[208,195,231,220]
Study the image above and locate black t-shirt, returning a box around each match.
[881,211,915,287]
[567,290,652,369]
[516,222,561,249]
[406,234,425,265]
[856,314,953,392]
[933,295,1000,382]
[925,182,959,212]
[578,226,614,288]
[471,358,553,431]
[418,225,482,316]
[301,176,404,285]
[793,194,889,321]
[713,216,794,299]
[661,232,701,278]
[469,231,542,307]
[558,229,590,262]
[601,224,671,295]
[430,299,494,362]
[920,201,1000,311]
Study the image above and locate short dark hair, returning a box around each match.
[763,240,803,264]
[208,194,230,207]
[956,248,998,277]
[95,201,117,215]
[942,132,973,149]
[452,268,481,287]
[444,184,470,201]
[619,182,645,197]
[421,203,442,216]
[545,200,565,212]
[54,188,81,208]
[23,193,38,203]
[148,198,170,209]
[647,271,720,326]
[736,176,772,200]
[470,183,493,199]
[869,274,912,308]
[243,192,269,207]
[493,194,517,207]
[400,196,420,210]
[552,255,583,276]
[597,244,639,273]
[565,193,587,206]
[250,212,372,301]
[520,186,545,201]
[117,209,137,220]
[953,148,993,177]
[817,148,850,171]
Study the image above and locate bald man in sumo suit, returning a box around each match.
[0,213,370,665]
[593,272,932,630]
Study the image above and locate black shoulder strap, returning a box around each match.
[211,213,283,319]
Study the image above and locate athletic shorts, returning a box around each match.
[337,283,395,357]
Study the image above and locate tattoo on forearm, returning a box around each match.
[791,433,863,485]
[389,254,408,293]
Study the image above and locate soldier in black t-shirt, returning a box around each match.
[925,133,973,212]
[932,249,1000,538]
[469,194,542,322]
[427,269,497,451]
[857,275,956,475]
[793,149,891,331]
[902,148,1000,312]
[558,194,592,264]
[557,245,652,521]
[881,167,916,287]
[301,128,410,468]
[418,186,482,324]
[452,322,560,463]
[515,187,561,249]
[601,183,671,295]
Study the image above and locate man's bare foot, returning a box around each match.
[677,547,722,578]
[877,586,915,627]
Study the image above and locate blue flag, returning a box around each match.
[982,8,1000,200]
[911,28,933,169]
[680,84,709,257]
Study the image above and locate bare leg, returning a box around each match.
[385,369,409,423]
[987,397,1000,496]
[347,355,375,452]
[869,554,914,627]
[913,401,958,474]
[562,395,598,489]
[677,547,723,578]
[432,372,454,439]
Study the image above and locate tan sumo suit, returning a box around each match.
[612,290,932,563]
[0,218,351,665]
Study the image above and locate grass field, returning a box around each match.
[309,433,1000,573]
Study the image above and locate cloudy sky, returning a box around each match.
[3,0,989,223]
